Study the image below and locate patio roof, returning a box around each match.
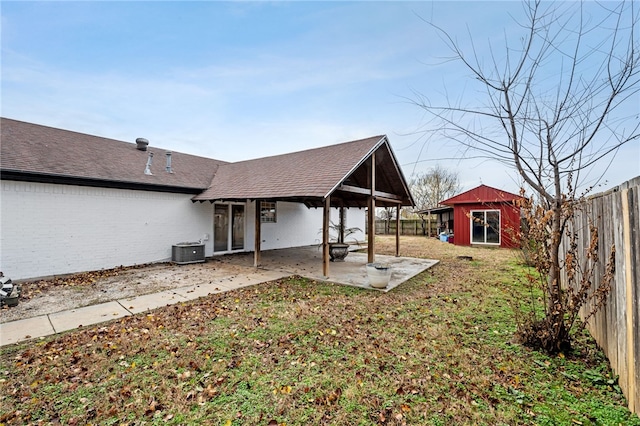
[191,134,415,274]
[192,135,414,208]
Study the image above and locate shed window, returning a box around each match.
[471,210,500,244]
[260,201,277,223]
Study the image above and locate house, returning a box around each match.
[0,118,414,280]
[426,185,522,248]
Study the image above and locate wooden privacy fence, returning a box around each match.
[369,219,438,236]
[561,177,639,416]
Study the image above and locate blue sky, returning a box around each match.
[2,1,638,195]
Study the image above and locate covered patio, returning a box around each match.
[217,245,439,292]
[193,135,416,277]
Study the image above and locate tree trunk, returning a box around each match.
[547,205,568,351]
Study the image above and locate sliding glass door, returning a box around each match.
[231,205,244,250]
[214,204,245,253]
[471,210,500,245]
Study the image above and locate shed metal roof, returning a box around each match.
[440,184,522,205]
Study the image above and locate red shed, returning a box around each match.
[440,184,522,248]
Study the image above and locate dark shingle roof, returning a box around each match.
[1,118,226,192]
[1,118,413,206]
[192,136,385,202]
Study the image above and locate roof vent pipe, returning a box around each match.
[165,151,173,173]
[144,152,154,175]
[136,137,149,151]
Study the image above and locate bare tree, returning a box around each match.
[376,207,395,234]
[414,0,639,352]
[410,165,461,211]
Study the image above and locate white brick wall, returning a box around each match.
[1,181,214,280]
[0,181,367,280]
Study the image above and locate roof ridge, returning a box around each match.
[0,117,228,164]
[220,135,387,166]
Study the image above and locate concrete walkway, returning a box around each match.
[0,248,438,347]
[0,270,289,347]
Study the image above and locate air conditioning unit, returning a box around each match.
[172,242,205,264]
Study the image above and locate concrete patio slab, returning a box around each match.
[48,301,131,333]
[312,252,438,292]
[0,315,54,346]
[221,246,439,292]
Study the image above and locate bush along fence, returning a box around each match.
[369,219,439,236]
[561,176,639,416]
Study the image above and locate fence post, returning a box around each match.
[621,187,637,414]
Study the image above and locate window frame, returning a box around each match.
[213,202,246,253]
[469,209,501,245]
[260,201,277,223]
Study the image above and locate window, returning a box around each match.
[471,210,500,244]
[260,201,277,223]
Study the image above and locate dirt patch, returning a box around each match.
[0,258,257,323]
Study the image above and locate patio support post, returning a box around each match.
[254,199,261,267]
[396,203,400,257]
[368,197,375,263]
[338,206,345,244]
[368,153,376,263]
[323,196,330,277]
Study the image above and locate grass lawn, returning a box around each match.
[1,236,637,425]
